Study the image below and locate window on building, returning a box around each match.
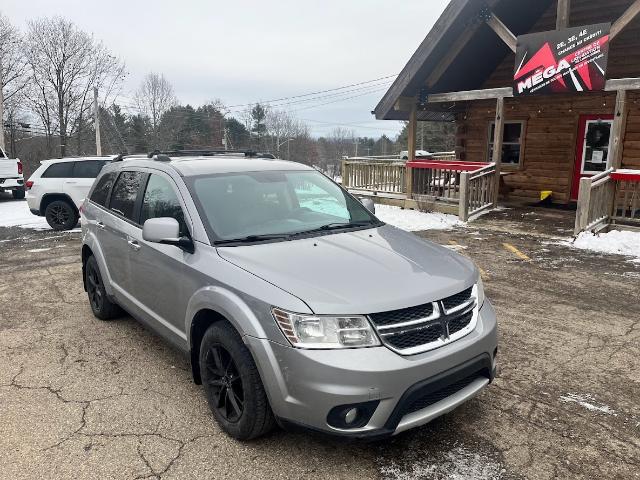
[488,121,525,166]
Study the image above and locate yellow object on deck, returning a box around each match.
[540,190,553,201]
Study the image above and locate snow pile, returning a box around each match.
[560,393,617,416]
[0,199,50,230]
[379,445,505,480]
[569,230,640,262]
[375,205,463,232]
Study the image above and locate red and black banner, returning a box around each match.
[514,23,610,96]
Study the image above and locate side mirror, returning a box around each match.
[361,198,376,214]
[142,217,194,254]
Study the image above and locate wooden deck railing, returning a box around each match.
[575,169,617,234]
[459,164,498,221]
[342,160,406,194]
[342,158,496,221]
[611,171,640,227]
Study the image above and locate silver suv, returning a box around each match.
[81,150,498,441]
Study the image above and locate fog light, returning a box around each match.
[344,408,358,425]
[327,401,379,429]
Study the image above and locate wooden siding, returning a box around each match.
[457,0,640,203]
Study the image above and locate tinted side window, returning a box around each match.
[73,161,107,178]
[109,171,146,222]
[140,174,188,236]
[42,162,74,178]
[90,172,117,207]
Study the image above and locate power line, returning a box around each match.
[225,74,398,109]
[300,118,404,132]
[287,87,389,113]
[115,81,392,121]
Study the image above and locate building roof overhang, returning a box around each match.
[374,0,555,121]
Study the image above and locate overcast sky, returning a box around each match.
[3,0,449,138]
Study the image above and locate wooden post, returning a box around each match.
[608,89,628,170]
[556,0,571,29]
[341,160,349,188]
[94,87,102,156]
[405,103,418,201]
[485,12,517,53]
[0,56,5,151]
[459,171,470,222]
[492,97,505,207]
[575,177,593,234]
[611,0,640,40]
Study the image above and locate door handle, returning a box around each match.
[66,181,78,185]
[96,222,105,230]
[127,240,141,252]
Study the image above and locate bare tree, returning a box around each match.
[134,72,176,147]
[24,17,126,157]
[0,13,29,104]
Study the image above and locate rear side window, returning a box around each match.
[140,174,188,236]
[109,171,146,222]
[42,162,74,178]
[73,161,107,178]
[90,172,117,207]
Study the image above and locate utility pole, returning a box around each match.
[0,56,5,152]
[93,87,102,156]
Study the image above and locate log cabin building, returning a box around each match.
[371,0,640,232]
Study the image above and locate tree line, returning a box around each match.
[0,12,454,176]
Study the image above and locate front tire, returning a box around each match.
[45,200,78,231]
[200,323,275,440]
[85,256,121,320]
[12,188,25,200]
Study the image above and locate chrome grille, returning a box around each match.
[369,285,478,355]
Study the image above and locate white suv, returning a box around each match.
[26,156,116,230]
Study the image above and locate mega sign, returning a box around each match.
[514,23,610,96]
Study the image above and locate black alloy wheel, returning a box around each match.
[203,344,245,422]
[84,256,121,320]
[45,200,78,231]
[199,324,275,440]
[86,260,104,313]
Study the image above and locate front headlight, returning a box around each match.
[272,308,381,349]
[476,275,486,308]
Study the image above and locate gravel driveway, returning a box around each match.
[0,205,638,479]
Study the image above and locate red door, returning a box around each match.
[571,114,614,200]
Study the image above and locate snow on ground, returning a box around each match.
[560,393,617,416]
[379,445,505,480]
[567,230,640,263]
[375,204,463,231]
[0,199,50,230]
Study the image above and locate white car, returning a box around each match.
[0,146,25,199]
[400,150,432,160]
[26,156,116,230]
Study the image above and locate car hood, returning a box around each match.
[216,225,477,315]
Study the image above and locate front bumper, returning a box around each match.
[246,300,498,438]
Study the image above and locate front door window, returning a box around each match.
[581,120,613,174]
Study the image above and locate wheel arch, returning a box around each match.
[189,308,231,385]
[40,193,77,214]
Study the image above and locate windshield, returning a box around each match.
[189,170,380,243]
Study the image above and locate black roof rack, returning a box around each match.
[111,152,128,162]
[147,149,276,160]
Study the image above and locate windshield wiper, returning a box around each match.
[294,221,377,236]
[215,234,292,246]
